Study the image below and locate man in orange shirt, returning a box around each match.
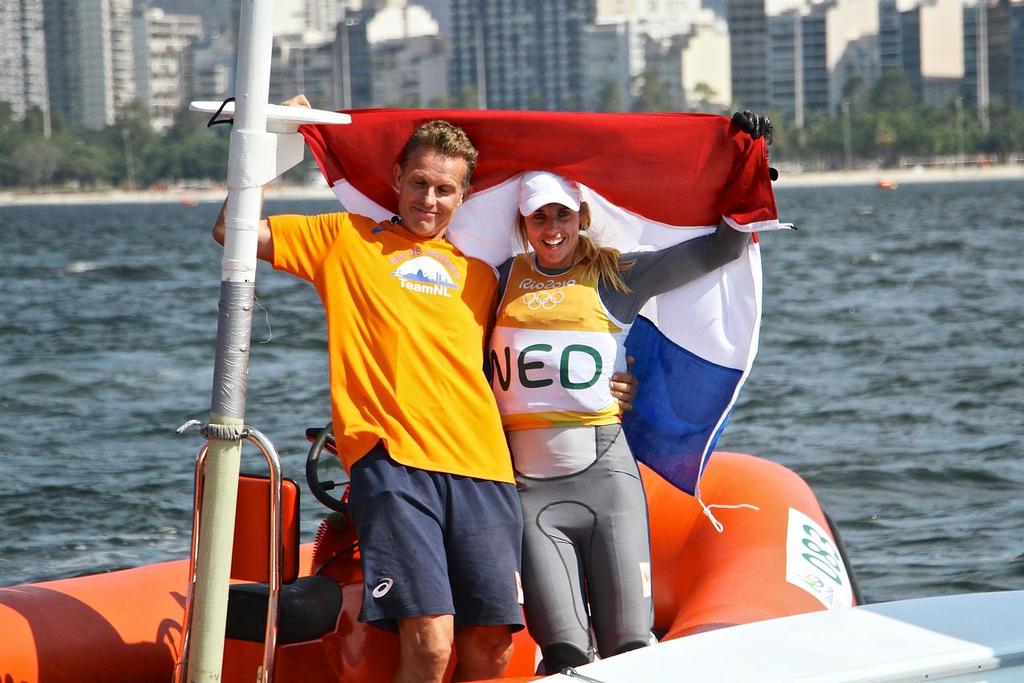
[214,111,637,683]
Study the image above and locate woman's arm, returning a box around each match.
[603,222,750,324]
[625,221,750,296]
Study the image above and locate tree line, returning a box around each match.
[630,69,1024,170]
[0,101,229,191]
[2,72,1022,191]
[767,71,1024,171]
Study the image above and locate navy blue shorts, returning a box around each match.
[347,443,525,632]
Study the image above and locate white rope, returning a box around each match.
[254,294,273,344]
[698,497,761,533]
[175,419,247,441]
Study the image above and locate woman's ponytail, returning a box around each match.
[575,203,633,293]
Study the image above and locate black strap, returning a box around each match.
[207,97,236,128]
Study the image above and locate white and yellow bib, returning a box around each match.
[490,254,631,431]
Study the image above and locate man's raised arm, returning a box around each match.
[212,199,274,262]
[210,94,313,262]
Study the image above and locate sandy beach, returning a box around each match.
[0,183,323,207]
[1,163,1021,207]
[771,163,1024,188]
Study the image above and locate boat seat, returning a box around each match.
[226,576,342,645]
[224,474,343,646]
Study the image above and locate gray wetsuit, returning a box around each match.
[494,224,748,670]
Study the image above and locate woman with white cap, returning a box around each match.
[488,169,752,673]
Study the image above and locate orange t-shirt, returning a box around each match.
[270,212,513,483]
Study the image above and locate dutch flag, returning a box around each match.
[298,110,780,502]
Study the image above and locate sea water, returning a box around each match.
[1,181,1022,601]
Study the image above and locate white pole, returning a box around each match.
[186,1,275,680]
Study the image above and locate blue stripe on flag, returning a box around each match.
[622,316,744,495]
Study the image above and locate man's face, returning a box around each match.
[393,148,468,238]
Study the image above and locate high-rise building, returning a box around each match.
[366,3,448,106]
[767,9,804,124]
[305,0,348,33]
[449,0,596,110]
[44,0,113,130]
[449,0,531,109]
[415,0,453,35]
[986,0,1024,108]
[753,0,880,125]
[534,0,593,110]
[798,7,828,114]
[191,42,235,102]
[365,1,440,42]
[964,0,1024,113]
[372,34,449,106]
[43,0,137,130]
[880,0,963,105]
[644,12,731,111]
[0,0,50,123]
[271,3,460,111]
[134,7,203,132]
[963,1,984,109]
[728,0,770,110]
[596,0,702,34]
[229,0,358,54]
[582,20,633,111]
[1011,0,1024,109]
[878,0,907,75]
[271,0,348,34]
[267,2,448,110]
[342,11,374,108]
[596,0,703,91]
[270,32,346,109]
[110,0,136,113]
[802,0,879,115]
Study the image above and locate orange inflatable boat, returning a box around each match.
[0,449,858,682]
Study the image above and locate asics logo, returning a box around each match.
[519,277,575,290]
[524,290,565,310]
[372,578,394,598]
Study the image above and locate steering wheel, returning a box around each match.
[305,423,349,512]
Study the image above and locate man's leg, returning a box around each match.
[452,625,513,681]
[347,447,458,682]
[445,477,524,678]
[396,615,455,683]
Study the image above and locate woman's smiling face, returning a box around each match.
[524,203,581,270]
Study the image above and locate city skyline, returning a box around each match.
[2,0,1021,136]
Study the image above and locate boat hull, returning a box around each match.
[1,559,188,681]
[0,451,854,681]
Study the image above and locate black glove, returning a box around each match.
[731,110,778,180]
[731,110,774,145]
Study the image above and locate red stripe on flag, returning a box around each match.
[299,109,776,228]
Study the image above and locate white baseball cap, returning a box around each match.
[517,171,581,216]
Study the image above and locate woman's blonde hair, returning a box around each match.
[516,201,633,293]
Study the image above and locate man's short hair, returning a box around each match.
[398,120,478,191]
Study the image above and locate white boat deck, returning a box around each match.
[547,591,1024,682]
